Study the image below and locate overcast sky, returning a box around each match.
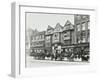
[26,13,74,31]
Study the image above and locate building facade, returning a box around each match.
[74,14,90,44]
[74,14,90,61]
[31,30,45,54]
[29,15,90,61]
[52,23,63,53]
[45,25,54,53]
[62,20,75,54]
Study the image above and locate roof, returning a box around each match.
[54,23,63,32]
[63,20,74,31]
[47,25,54,30]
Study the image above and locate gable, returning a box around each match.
[54,23,62,32]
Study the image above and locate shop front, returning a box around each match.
[30,47,45,60]
[73,43,90,62]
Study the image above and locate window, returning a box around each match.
[82,15,87,19]
[81,31,86,43]
[63,32,70,40]
[53,33,59,43]
[81,37,86,43]
[88,22,90,29]
[82,23,86,30]
[87,31,90,42]
[46,36,50,42]
[87,36,90,42]
[78,39,81,43]
[77,36,81,43]
[57,27,60,31]
[36,36,38,40]
[81,31,86,36]
[64,40,70,45]
[77,24,81,31]
[42,35,44,39]
[77,15,81,20]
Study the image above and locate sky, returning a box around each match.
[26,12,74,31]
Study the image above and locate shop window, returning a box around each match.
[53,33,59,43]
[77,32,81,43]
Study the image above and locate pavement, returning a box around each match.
[26,55,89,68]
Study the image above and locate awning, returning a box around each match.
[31,47,45,50]
[62,45,75,48]
[75,43,89,47]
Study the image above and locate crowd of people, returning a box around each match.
[30,47,89,62]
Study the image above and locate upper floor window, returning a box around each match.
[42,35,44,39]
[81,31,86,37]
[63,31,70,40]
[81,37,86,43]
[82,23,86,30]
[46,36,50,42]
[88,21,90,30]
[81,31,86,43]
[77,24,81,31]
[77,15,81,20]
[77,37,81,43]
[33,36,36,41]
[39,35,41,40]
[36,36,38,40]
[82,15,87,19]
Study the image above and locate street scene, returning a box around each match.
[25,13,90,67]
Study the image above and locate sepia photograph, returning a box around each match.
[25,12,90,67]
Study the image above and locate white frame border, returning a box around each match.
[11,2,97,78]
